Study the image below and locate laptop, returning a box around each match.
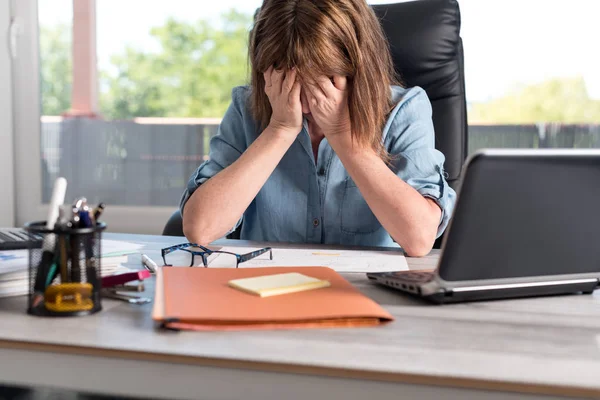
[367,149,600,303]
[0,228,43,251]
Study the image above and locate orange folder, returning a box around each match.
[152,266,394,331]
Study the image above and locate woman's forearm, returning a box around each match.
[330,136,441,257]
[183,126,296,245]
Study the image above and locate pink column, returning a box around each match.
[66,0,99,118]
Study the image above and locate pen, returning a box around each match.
[102,270,151,288]
[70,198,83,282]
[78,200,95,280]
[70,233,81,282]
[45,261,59,287]
[78,199,93,228]
[70,197,88,283]
[32,177,67,308]
[71,205,81,228]
[101,291,151,304]
[104,282,145,292]
[93,203,105,222]
[53,206,70,284]
[58,234,68,283]
[141,254,158,274]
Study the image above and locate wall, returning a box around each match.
[0,1,15,226]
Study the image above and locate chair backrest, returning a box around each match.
[372,0,468,191]
[162,209,184,236]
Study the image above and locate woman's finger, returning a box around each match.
[332,75,347,91]
[263,65,273,88]
[289,80,302,105]
[271,69,285,94]
[304,84,322,111]
[315,75,336,97]
[305,80,327,104]
[282,68,297,94]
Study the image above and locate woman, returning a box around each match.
[181,0,456,256]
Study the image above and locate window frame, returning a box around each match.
[0,0,15,227]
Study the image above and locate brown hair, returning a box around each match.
[249,0,398,159]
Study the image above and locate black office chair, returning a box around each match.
[373,0,467,193]
[162,209,184,237]
[163,0,468,242]
[373,0,468,248]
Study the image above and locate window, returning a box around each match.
[461,0,600,152]
[38,0,262,211]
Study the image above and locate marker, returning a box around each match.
[141,254,158,274]
[101,270,151,288]
[32,177,67,308]
[46,178,67,233]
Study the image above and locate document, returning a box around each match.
[0,250,28,275]
[101,239,144,256]
[207,246,408,273]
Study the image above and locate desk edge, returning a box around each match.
[0,339,597,399]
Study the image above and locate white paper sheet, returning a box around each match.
[0,239,138,276]
[101,239,144,256]
[0,250,28,275]
[207,246,408,273]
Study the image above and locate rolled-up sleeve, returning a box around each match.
[386,87,457,238]
[179,87,248,233]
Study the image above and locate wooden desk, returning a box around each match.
[0,233,599,400]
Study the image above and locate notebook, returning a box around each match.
[152,266,393,331]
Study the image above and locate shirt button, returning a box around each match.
[313,218,320,227]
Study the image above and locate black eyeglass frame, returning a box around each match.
[161,243,273,268]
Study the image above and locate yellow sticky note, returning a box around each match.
[228,272,331,297]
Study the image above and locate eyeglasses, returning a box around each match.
[161,243,273,268]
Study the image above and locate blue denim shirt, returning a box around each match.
[181,85,456,248]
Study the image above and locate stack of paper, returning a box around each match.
[0,250,30,297]
[0,239,144,298]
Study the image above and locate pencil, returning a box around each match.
[59,235,68,282]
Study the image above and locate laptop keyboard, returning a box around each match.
[392,270,434,283]
[0,228,43,250]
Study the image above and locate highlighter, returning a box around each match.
[32,177,67,307]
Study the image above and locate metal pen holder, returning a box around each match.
[25,221,106,317]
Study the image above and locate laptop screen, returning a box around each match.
[438,151,600,282]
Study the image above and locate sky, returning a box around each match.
[39,0,600,103]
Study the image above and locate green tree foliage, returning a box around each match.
[40,24,72,115]
[41,14,599,124]
[470,77,600,124]
[100,10,253,119]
